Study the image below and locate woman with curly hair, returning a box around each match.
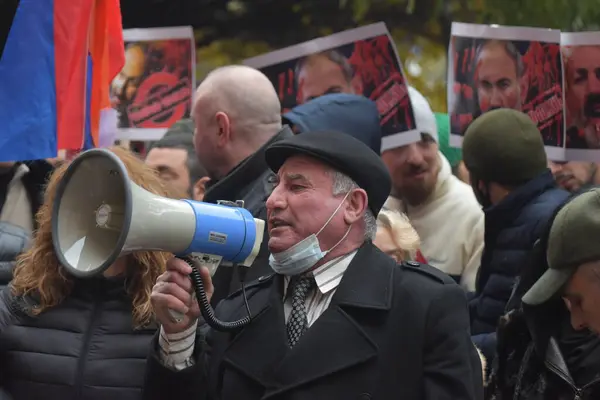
[0,146,180,400]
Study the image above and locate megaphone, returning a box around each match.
[52,148,265,331]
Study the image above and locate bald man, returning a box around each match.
[192,65,293,305]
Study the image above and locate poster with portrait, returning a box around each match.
[243,23,419,150]
[448,23,564,160]
[562,32,600,161]
[111,27,196,141]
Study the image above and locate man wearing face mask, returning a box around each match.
[461,109,569,363]
[144,131,484,400]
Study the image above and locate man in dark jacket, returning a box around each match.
[461,109,570,363]
[487,195,600,399]
[144,130,483,400]
[191,65,292,306]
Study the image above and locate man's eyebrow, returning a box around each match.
[285,173,310,183]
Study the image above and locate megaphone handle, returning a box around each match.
[168,291,195,323]
[171,256,252,332]
[168,309,185,323]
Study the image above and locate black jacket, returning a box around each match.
[469,171,569,358]
[488,306,600,400]
[143,243,484,400]
[207,126,294,306]
[0,223,28,291]
[487,196,600,400]
[0,276,157,400]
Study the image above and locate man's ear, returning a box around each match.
[344,188,368,225]
[215,111,231,147]
[192,176,211,201]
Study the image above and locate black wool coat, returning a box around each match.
[143,243,484,400]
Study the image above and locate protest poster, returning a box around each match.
[110,27,195,141]
[243,23,419,150]
[448,23,564,161]
[561,32,600,161]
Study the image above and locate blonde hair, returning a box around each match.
[11,146,179,328]
[376,208,420,261]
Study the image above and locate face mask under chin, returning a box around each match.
[269,191,352,276]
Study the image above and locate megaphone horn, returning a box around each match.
[52,148,265,331]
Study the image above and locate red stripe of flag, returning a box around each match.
[54,0,95,150]
[89,0,125,147]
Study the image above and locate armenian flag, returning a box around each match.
[0,0,124,162]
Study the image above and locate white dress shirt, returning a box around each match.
[158,250,357,371]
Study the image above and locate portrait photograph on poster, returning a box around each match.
[448,22,564,160]
[562,32,600,161]
[111,26,196,141]
[243,22,420,150]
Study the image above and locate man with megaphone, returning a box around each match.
[144,131,484,399]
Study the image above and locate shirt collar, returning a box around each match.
[284,250,358,296]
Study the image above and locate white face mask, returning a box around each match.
[269,192,352,276]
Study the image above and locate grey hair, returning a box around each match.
[329,170,377,241]
[475,39,525,78]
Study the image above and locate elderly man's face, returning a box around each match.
[297,55,354,104]
[476,43,522,112]
[381,136,440,206]
[566,46,600,127]
[562,262,600,334]
[265,155,351,254]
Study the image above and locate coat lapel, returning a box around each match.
[264,243,395,398]
[222,274,289,387]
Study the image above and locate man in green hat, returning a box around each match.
[523,188,600,333]
[462,108,570,361]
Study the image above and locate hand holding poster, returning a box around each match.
[448,23,564,160]
[111,27,196,141]
[243,23,420,150]
[562,32,600,160]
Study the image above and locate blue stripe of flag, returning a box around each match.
[0,0,57,162]
[83,52,95,150]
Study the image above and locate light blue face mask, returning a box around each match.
[269,192,352,276]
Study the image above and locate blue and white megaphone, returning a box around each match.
[51,148,264,331]
[51,148,264,277]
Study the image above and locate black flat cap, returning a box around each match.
[265,130,391,215]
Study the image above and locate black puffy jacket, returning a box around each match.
[469,171,569,359]
[0,276,157,400]
[0,223,29,291]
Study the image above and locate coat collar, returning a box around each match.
[484,170,557,232]
[203,126,294,204]
[222,242,395,395]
